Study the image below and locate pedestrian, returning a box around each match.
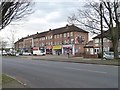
[57,51,60,56]
[67,51,69,58]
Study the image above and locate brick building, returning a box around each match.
[14,24,89,56]
[84,30,120,56]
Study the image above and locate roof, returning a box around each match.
[14,38,24,44]
[92,30,109,39]
[51,24,89,35]
[33,31,48,39]
[33,24,88,39]
[16,24,89,41]
[93,27,120,39]
[84,40,94,48]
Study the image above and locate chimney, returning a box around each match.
[49,29,51,31]
[66,24,69,27]
[37,32,39,34]
[66,24,69,29]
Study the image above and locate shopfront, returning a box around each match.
[46,46,52,54]
[52,45,62,55]
[62,44,75,55]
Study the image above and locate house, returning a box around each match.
[92,30,120,54]
[84,40,98,58]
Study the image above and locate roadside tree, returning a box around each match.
[68,0,120,59]
[0,0,34,30]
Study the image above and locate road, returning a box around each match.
[2,57,118,88]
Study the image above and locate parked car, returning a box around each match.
[7,52,16,56]
[2,50,7,56]
[33,47,45,56]
[2,52,7,56]
[22,52,31,56]
[103,52,120,60]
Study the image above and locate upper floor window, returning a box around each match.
[103,38,107,42]
[95,39,99,43]
[51,42,53,45]
[51,36,53,39]
[57,35,59,38]
[67,32,70,37]
[70,32,73,36]
[54,42,56,45]
[46,36,48,40]
[54,35,56,39]
[60,34,62,38]
[48,42,50,45]
[64,33,66,37]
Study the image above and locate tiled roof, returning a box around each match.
[50,24,88,35]
[33,31,48,39]
[33,24,88,39]
[93,27,120,39]
[14,38,24,44]
[92,30,109,39]
[84,40,94,48]
[16,24,88,42]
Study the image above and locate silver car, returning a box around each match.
[103,52,120,60]
[103,52,114,60]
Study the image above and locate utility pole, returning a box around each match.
[100,3,104,60]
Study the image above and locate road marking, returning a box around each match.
[64,67,108,74]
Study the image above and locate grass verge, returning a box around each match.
[2,74,25,88]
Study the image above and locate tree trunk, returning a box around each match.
[113,39,119,59]
[112,27,119,59]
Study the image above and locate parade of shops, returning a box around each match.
[14,24,89,56]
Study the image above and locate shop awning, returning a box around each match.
[53,45,61,49]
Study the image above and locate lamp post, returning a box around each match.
[100,3,104,60]
[71,38,75,56]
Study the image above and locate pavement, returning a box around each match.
[2,57,118,88]
[19,54,119,66]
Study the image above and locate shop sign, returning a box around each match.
[53,45,61,49]
[33,47,39,50]
[62,45,72,48]
[46,46,52,49]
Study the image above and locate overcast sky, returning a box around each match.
[0,0,93,47]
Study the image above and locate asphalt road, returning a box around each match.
[2,57,118,88]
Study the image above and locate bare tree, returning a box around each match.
[7,29,16,50]
[0,37,8,54]
[0,0,34,30]
[68,0,120,59]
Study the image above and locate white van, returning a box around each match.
[33,47,45,56]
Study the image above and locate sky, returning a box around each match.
[0,0,94,47]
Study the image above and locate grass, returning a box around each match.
[2,74,15,84]
[2,74,25,88]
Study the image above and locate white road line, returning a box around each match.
[64,67,108,74]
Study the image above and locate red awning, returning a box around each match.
[33,47,39,50]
